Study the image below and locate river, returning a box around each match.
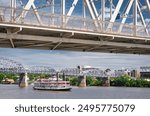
[0,84,150,99]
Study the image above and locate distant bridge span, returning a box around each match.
[0,57,132,87]
[0,57,125,77]
[0,0,150,54]
[0,57,56,74]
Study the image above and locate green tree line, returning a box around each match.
[67,75,150,87]
[66,76,103,86]
[1,73,150,87]
[0,73,18,82]
[111,75,150,87]
[0,73,50,84]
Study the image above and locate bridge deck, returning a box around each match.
[0,5,150,54]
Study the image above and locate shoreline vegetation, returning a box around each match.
[0,73,150,87]
[67,75,150,87]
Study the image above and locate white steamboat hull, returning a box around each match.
[33,86,72,91]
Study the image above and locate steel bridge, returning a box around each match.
[0,57,132,87]
[0,57,56,74]
[0,57,127,78]
[0,0,149,54]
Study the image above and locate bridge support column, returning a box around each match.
[78,75,86,87]
[103,77,110,87]
[19,72,28,88]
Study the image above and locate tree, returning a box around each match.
[69,77,78,86]
[111,75,130,86]
[0,73,5,82]
[86,76,93,86]
[86,77,103,86]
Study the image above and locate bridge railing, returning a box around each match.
[0,6,149,39]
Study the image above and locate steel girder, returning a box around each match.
[0,0,149,54]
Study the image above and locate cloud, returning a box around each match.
[0,48,150,70]
[104,7,115,15]
[98,7,115,20]
[0,0,10,6]
[145,18,150,29]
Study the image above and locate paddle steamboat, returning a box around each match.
[33,77,72,91]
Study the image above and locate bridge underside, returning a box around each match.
[0,0,150,54]
[0,24,150,55]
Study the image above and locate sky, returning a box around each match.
[0,48,150,71]
[0,0,150,70]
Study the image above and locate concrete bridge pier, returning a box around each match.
[19,72,28,88]
[103,77,110,87]
[78,75,86,87]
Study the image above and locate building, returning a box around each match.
[131,70,141,79]
[1,78,15,84]
[140,67,150,79]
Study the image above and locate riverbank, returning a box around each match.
[68,75,150,88]
[1,73,150,88]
